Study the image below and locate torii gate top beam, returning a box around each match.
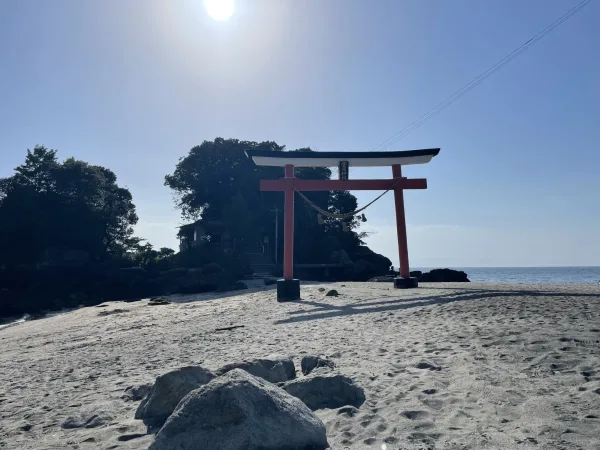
[245,148,440,168]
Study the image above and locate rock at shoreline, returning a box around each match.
[419,268,470,282]
[215,357,296,384]
[370,269,466,283]
[135,366,215,427]
[301,355,336,376]
[149,369,328,450]
[283,371,365,411]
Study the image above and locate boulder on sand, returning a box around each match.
[301,355,336,376]
[283,371,365,411]
[419,268,470,282]
[135,366,215,428]
[149,369,328,450]
[215,356,296,384]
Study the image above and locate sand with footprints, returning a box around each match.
[1,282,600,449]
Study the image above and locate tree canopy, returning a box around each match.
[0,146,138,266]
[165,138,367,263]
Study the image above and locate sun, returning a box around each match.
[204,0,234,21]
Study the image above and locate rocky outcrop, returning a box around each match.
[346,247,392,281]
[419,268,470,282]
[135,366,215,428]
[283,371,366,411]
[216,357,296,384]
[329,249,353,265]
[149,369,328,450]
[369,269,469,283]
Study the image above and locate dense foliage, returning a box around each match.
[165,138,367,263]
[0,146,138,265]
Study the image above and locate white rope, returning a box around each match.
[285,178,403,220]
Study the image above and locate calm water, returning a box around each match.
[415,266,600,285]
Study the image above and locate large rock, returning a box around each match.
[329,249,353,265]
[419,268,470,282]
[346,246,392,281]
[283,371,366,411]
[149,369,328,450]
[216,357,296,383]
[301,355,336,376]
[135,366,215,427]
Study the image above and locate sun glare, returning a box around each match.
[204,0,234,21]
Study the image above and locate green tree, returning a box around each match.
[0,146,138,265]
[165,138,284,220]
[165,138,366,262]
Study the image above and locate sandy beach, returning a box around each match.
[1,282,600,449]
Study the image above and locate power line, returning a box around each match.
[371,0,593,152]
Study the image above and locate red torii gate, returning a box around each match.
[246,148,440,301]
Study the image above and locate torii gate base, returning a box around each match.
[247,148,440,302]
[277,279,301,302]
[394,277,419,289]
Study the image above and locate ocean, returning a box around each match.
[414,266,600,285]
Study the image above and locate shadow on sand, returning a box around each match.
[275,286,600,325]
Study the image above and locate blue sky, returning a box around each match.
[1,0,598,267]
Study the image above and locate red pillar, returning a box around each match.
[283,164,295,280]
[392,164,410,278]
